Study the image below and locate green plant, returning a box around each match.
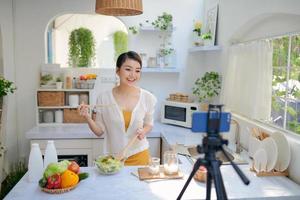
[192,71,221,102]
[68,27,96,67]
[0,161,27,199]
[40,74,53,85]
[202,31,212,40]
[56,77,62,82]
[159,47,174,56]
[128,26,139,35]
[152,12,173,31]
[0,76,17,97]
[113,31,128,60]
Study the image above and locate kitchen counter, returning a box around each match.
[4,155,300,200]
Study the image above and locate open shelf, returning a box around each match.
[139,26,176,32]
[188,45,222,52]
[142,67,180,73]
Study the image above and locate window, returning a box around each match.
[271,34,300,135]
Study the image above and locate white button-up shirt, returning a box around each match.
[95,88,157,157]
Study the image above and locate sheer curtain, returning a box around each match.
[221,40,273,120]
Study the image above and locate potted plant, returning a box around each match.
[193,20,203,46]
[192,71,221,110]
[55,77,63,89]
[68,27,96,67]
[201,31,213,46]
[113,31,128,60]
[0,76,16,97]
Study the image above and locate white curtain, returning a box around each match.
[221,40,273,120]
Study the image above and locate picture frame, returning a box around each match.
[203,3,219,45]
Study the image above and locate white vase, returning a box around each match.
[193,33,204,46]
[56,82,63,89]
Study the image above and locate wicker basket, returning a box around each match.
[38,91,65,106]
[95,0,143,16]
[41,185,77,194]
[63,108,86,123]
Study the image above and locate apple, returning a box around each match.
[68,161,80,174]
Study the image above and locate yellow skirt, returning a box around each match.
[124,149,150,166]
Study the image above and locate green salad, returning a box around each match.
[95,155,122,174]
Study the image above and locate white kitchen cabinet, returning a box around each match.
[36,89,96,126]
[148,137,161,158]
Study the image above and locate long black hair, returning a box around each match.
[116,51,142,69]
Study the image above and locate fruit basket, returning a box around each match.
[39,160,89,194]
[41,184,77,194]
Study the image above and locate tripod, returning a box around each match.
[177,105,250,200]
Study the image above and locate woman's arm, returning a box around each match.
[136,124,152,140]
[78,104,104,136]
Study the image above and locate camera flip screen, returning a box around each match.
[191,112,231,132]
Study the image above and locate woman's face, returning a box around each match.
[116,58,141,87]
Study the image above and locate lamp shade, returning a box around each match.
[95,0,143,16]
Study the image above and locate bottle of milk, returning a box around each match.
[28,143,43,182]
[43,140,58,169]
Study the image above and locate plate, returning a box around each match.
[271,132,291,172]
[261,137,278,172]
[253,148,267,172]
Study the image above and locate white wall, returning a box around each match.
[12,0,205,161]
[0,0,18,175]
[210,0,300,184]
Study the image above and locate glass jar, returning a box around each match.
[148,157,160,175]
[163,151,179,175]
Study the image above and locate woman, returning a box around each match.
[78,51,157,166]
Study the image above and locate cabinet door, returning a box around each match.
[148,138,161,158]
[92,139,104,161]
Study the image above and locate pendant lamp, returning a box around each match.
[95,0,143,16]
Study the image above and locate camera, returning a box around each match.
[191,111,231,132]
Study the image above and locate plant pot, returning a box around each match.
[56,82,63,89]
[203,39,213,46]
[200,103,209,111]
[193,33,204,46]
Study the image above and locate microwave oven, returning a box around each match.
[161,100,200,128]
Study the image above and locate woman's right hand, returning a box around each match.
[77,103,90,119]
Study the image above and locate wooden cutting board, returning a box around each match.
[138,166,184,180]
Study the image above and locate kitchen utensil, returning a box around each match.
[261,137,278,172]
[271,132,291,172]
[253,148,267,172]
[116,134,138,161]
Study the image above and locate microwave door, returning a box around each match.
[165,106,186,122]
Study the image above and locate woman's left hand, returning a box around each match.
[136,128,146,140]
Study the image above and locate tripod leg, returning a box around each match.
[206,169,212,200]
[177,159,203,200]
[211,160,228,200]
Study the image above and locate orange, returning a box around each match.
[61,169,79,188]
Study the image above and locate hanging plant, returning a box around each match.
[68,27,96,67]
[113,31,128,60]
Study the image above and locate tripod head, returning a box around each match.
[177,104,250,200]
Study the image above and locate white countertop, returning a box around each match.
[4,156,300,200]
[26,123,162,139]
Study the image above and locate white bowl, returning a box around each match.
[94,154,123,175]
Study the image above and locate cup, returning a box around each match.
[163,151,179,175]
[148,157,160,175]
